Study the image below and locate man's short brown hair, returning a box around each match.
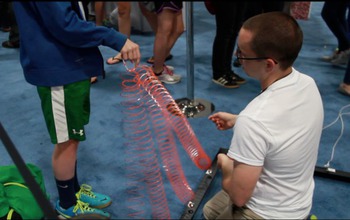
[242,12,303,70]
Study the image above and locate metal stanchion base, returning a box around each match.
[175,98,215,118]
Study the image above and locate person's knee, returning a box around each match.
[117,8,131,18]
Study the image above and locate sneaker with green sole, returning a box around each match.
[76,184,112,209]
[55,200,110,219]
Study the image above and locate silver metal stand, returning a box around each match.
[175,2,214,118]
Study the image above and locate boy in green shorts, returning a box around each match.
[13,2,140,218]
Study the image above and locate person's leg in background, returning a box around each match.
[347,2,350,40]
[138,2,174,64]
[94,1,106,26]
[152,1,183,84]
[243,1,284,21]
[138,2,157,33]
[338,55,350,96]
[106,2,131,65]
[242,1,262,21]
[2,2,19,49]
[211,1,247,89]
[0,1,11,32]
[261,1,285,13]
[321,1,350,66]
[282,2,292,15]
[234,1,283,67]
[91,1,107,83]
[117,2,131,37]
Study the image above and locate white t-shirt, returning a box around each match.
[227,68,324,219]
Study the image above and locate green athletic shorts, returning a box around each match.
[36,80,90,144]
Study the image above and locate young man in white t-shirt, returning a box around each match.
[203,11,324,219]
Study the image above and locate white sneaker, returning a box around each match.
[166,65,175,71]
[331,49,350,66]
[156,66,181,84]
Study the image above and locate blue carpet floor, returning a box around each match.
[1,2,350,219]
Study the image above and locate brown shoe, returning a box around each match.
[2,40,20,48]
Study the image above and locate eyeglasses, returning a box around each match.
[235,47,278,66]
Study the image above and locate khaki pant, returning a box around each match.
[203,190,264,219]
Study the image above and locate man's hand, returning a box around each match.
[208,112,237,130]
[119,39,141,67]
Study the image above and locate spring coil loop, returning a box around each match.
[120,63,212,218]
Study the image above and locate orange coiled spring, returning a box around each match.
[120,63,211,218]
[138,66,212,170]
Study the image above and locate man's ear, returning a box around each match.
[266,58,277,72]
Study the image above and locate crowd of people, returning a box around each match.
[1,1,349,93]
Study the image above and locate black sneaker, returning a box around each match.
[230,72,246,84]
[212,75,239,88]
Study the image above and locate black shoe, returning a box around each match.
[2,40,19,48]
[212,75,239,88]
[230,72,246,84]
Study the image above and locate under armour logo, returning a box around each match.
[72,129,84,136]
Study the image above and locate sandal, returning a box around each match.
[147,54,173,64]
[106,54,122,65]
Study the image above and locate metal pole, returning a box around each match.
[185,1,194,100]
[175,2,214,118]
